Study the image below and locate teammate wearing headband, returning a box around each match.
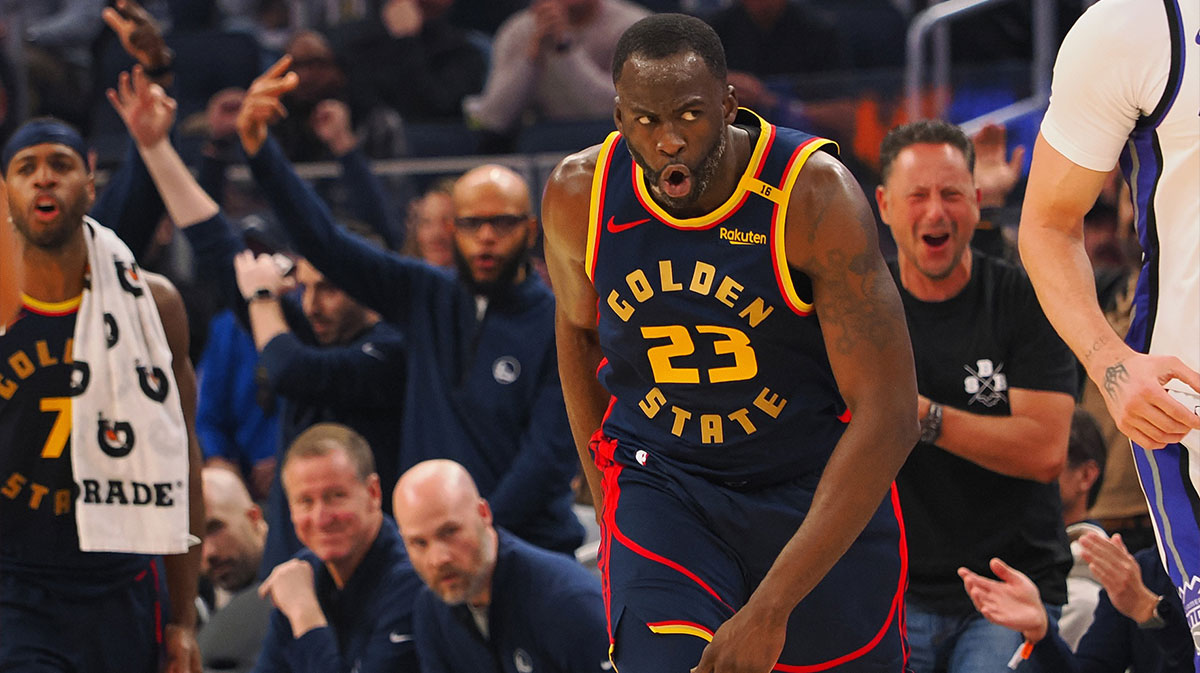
[0,117,204,673]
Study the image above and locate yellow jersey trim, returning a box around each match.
[647,621,714,641]
[21,293,82,314]
[586,131,623,282]
[631,108,772,229]
[772,138,836,315]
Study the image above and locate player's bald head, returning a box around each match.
[452,164,532,214]
[393,459,481,516]
[202,466,255,514]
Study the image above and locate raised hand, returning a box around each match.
[236,56,300,157]
[1078,533,1161,623]
[971,123,1026,209]
[310,99,357,156]
[106,66,177,149]
[102,0,173,72]
[958,558,1048,643]
[233,250,295,301]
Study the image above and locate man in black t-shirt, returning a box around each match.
[875,120,1077,673]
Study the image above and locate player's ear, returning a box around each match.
[724,84,738,123]
[613,97,624,133]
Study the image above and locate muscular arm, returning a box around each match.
[147,273,204,673]
[750,151,919,622]
[927,387,1073,482]
[0,177,20,325]
[1019,134,1200,448]
[542,147,609,511]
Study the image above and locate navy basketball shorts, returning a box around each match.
[0,560,162,673]
[591,431,910,672]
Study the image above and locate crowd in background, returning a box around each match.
[1,1,1192,672]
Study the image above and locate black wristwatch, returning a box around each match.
[920,402,943,444]
[246,287,277,303]
[1137,595,1166,629]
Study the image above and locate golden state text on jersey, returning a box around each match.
[588,109,850,487]
[0,296,151,577]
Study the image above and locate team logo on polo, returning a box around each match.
[68,361,91,396]
[103,313,119,348]
[963,358,1007,407]
[137,363,170,402]
[493,356,521,384]
[114,258,144,297]
[97,415,136,457]
[513,649,533,673]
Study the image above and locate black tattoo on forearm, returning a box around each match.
[1102,362,1130,401]
[813,251,902,357]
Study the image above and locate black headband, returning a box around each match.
[2,120,89,174]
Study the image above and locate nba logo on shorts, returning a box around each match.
[635,450,648,466]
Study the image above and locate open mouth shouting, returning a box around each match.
[922,232,950,250]
[33,194,61,222]
[659,164,693,199]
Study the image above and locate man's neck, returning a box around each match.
[898,250,973,303]
[467,531,500,608]
[21,231,88,303]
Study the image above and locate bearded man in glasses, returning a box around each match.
[235,57,585,557]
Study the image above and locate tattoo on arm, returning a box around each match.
[1082,334,1109,363]
[1103,362,1130,401]
[809,250,898,357]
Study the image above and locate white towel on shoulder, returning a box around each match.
[72,218,190,554]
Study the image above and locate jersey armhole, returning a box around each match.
[586,132,623,283]
[770,138,836,315]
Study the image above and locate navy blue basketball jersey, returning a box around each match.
[0,296,146,586]
[587,109,849,487]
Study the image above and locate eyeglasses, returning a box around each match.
[453,214,530,234]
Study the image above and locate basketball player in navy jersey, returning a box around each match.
[544,14,919,673]
[0,119,204,672]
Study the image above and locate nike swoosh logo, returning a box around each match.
[389,632,413,644]
[606,216,651,233]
